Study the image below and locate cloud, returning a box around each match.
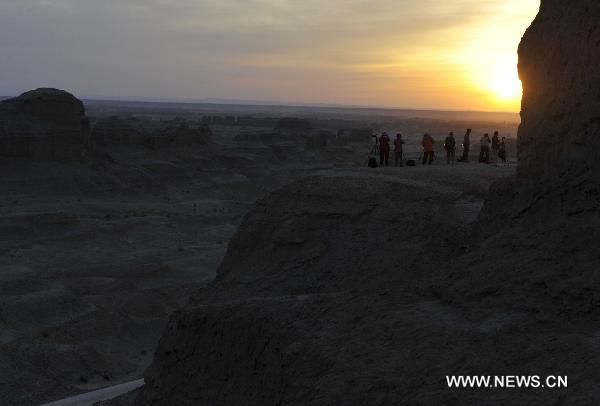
[0,0,540,110]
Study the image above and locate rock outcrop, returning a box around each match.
[136,173,494,406]
[517,0,600,211]
[0,88,90,160]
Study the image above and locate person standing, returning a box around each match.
[371,133,379,154]
[444,132,456,164]
[379,132,391,166]
[498,136,507,163]
[479,133,491,163]
[394,133,404,167]
[422,133,435,165]
[459,128,471,162]
[491,131,500,162]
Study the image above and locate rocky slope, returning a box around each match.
[131,1,600,405]
[0,88,90,160]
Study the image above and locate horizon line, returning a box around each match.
[0,91,521,116]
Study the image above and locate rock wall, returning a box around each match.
[517,0,600,210]
[0,88,90,160]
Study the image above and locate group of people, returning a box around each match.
[370,129,508,167]
[370,132,405,167]
[453,129,508,164]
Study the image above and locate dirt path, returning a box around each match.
[40,379,143,406]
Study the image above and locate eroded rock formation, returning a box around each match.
[517,0,600,211]
[0,88,90,160]
[91,116,144,147]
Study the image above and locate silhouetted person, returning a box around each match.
[479,133,491,163]
[459,128,471,162]
[368,133,379,167]
[422,133,435,165]
[444,132,456,164]
[491,131,500,162]
[379,132,391,166]
[394,133,404,166]
[498,136,507,163]
[370,133,379,154]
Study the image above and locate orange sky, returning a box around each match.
[0,0,540,112]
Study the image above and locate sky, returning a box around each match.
[0,0,540,112]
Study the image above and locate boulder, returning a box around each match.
[0,88,90,160]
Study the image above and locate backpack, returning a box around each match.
[368,157,378,168]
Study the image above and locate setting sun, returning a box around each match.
[0,0,540,112]
[489,65,523,100]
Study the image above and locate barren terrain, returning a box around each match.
[0,98,518,405]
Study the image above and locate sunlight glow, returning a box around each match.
[487,59,523,101]
[447,0,538,111]
[0,0,542,112]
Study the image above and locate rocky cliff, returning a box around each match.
[517,0,600,212]
[0,88,90,160]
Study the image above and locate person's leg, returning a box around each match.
[446,151,450,164]
[428,152,434,165]
[380,151,384,166]
[422,153,427,165]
